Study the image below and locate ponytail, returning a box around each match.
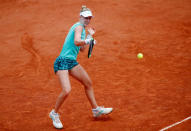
[80,5,91,13]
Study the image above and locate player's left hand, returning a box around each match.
[88,28,95,36]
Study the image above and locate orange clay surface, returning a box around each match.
[0,0,191,130]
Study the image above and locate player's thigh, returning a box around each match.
[69,64,92,87]
[56,70,71,92]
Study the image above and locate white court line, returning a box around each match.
[159,116,191,131]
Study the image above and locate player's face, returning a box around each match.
[80,16,92,26]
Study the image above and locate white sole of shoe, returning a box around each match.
[49,113,63,129]
[94,108,113,118]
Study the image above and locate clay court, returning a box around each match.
[0,0,191,130]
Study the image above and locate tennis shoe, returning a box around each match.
[92,106,113,117]
[49,109,63,129]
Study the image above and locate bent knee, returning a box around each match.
[84,79,93,88]
[62,88,71,96]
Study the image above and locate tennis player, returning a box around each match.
[49,6,113,129]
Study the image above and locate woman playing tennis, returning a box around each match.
[49,6,113,129]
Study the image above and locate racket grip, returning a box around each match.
[87,34,93,39]
[85,38,92,45]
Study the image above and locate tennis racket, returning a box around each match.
[88,39,95,58]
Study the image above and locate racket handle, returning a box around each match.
[87,34,93,39]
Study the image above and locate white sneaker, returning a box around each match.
[49,109,63,129]
[92,106,113,117]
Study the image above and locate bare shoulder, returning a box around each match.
[75,25,83,33]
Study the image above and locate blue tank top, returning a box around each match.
[59,22,86,60]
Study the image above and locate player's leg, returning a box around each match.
[69,64,98,109]
[55,70,71,112]
[69,64,113,117]
[49,70,71,129]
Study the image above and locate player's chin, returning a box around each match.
[84,22,89,26]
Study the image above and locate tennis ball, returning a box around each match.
[137,53,143,59]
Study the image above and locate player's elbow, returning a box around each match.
[80,47,86,52]
[80,49,85,52]
[74,40,81,46]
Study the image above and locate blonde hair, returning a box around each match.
[80,5,91,13]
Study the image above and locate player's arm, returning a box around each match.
[80,28,97,52]
[74,26,86,46]
[74,26,93,47]
[74,26,86,52]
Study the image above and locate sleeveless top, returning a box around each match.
[59,22,86,60]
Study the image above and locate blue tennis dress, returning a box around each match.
[54,22,86,73]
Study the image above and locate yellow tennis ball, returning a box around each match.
[137,53,143,59]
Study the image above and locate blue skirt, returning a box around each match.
[54,56,79,73]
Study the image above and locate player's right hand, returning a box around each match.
[85,38,92,45]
